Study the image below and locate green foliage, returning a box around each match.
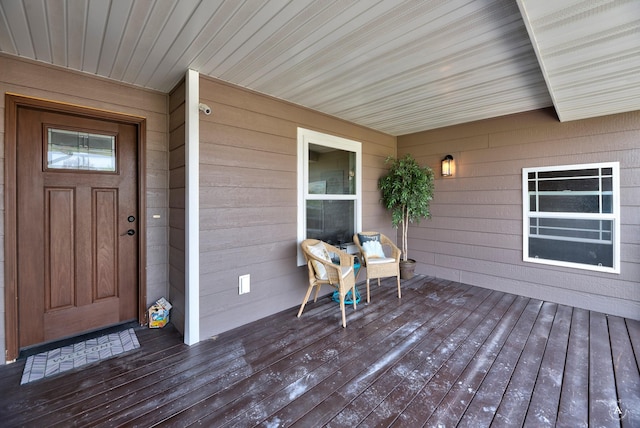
[378,154,434,261]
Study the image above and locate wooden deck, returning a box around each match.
[0,276,638,427]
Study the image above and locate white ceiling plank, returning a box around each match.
[0,4,17,54]
[133,0,200,88]
[330,55,547,123]
[65,0,87,70]
[210,0,325,79]
[229,0,357,87]
[23,0,52,62]
[108,0,155,81]
[205,0,294,77]
[240,1,405,91]
[96,0,133,77]
[162,0,247,83]
[144,0,224,92]
[253,0,513,101]
[519,0,640,124]
[344,71,550,132]
[2,0,35,57]
[216,0,342,85]
[121,0,178,84]
[292,10,530,112]
[197,0,275,76]
[45,0,68,65]
[82,0,110,73]
[550,50,640,89]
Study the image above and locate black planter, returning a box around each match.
[399,259,416,280]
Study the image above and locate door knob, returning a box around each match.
[124,229,135,236]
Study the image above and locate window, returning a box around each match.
[522,162,620,273]
[298,128,361,265]
[46,128,116,172]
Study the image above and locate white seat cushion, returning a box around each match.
[316,263,353,281]
[367,257,396,265]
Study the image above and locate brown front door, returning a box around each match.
[16,106,139,348]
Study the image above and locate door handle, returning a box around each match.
[122,229,135,236]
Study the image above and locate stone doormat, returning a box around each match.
[20,328,140,385]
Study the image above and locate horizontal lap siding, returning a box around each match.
[397,108,640,320]
[197,76,395,338]
[168,79,186,334]
[0,54,169,363]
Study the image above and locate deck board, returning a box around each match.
[523,304,572,427]
[422,294,529,427]
[0,275,638,427]
[589,312,621,428]
[457,298,543,427]
[492,301,558,426]
[556,307,590,428]
[608,316,640,427]
[388,288,501,427]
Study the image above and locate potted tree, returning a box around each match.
[378,154,435,279]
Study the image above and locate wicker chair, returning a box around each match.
[353,232,401,303]
[298,239,357,328]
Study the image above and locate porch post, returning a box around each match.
[184,69,200,345]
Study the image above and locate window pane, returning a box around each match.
[529,238,613,268]
[538,168,598,179]
[308,143,356,195]
[530,218,613,241]
[306,200,354,245]
[538,194,600,213]
[47,128,116,171]
[538,177,599,192]
[603,194,613,213]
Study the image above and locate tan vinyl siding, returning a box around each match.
[0,54,169,363]
[168,79,186,334]
[197,76,395,338]
[397,108,640,319]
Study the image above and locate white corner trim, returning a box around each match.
[184,69,200,345]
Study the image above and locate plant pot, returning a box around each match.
[399,259,416,280]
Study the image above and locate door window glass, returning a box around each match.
[47,128,116,171]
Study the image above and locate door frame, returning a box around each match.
[4,93,147,362]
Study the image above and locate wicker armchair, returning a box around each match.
[298,239,357,327]
[353,232,401,303]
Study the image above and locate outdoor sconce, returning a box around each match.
[441,154,454,177]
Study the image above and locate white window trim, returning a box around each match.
[297,127,362,266]
[522,162,620,274]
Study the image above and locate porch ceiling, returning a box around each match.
[0,0,638,136]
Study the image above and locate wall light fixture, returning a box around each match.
[441,154,454,177]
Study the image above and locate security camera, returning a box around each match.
[199,103,212,115]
